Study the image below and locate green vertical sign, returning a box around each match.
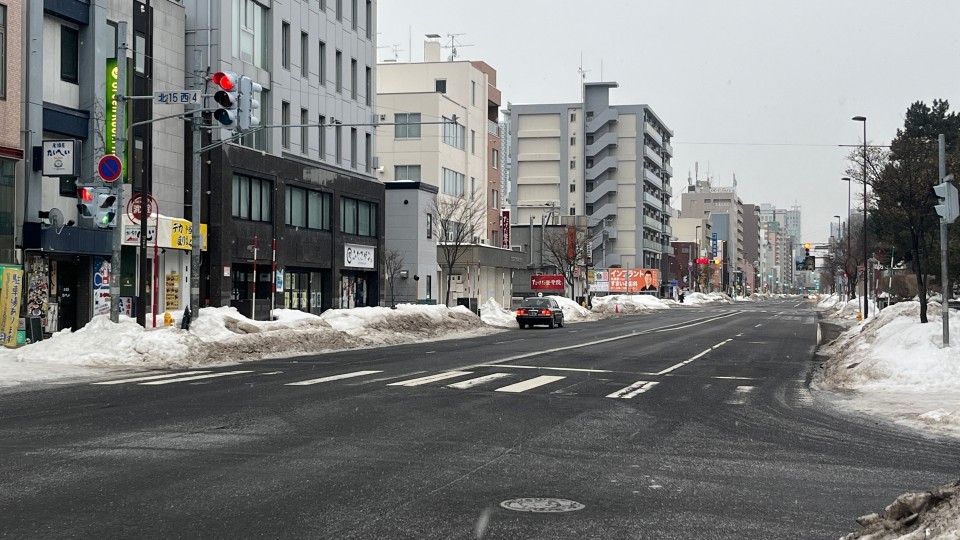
[104,58,130,182]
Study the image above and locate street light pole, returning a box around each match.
[695,225,701,292]
[852,116,868,318]
[841,176,852,300]
[834,215,842,294]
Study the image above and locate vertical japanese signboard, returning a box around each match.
[0,267,24,348]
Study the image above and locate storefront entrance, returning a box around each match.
[284,270,326,315]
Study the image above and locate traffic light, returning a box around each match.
[94,187,118,228]
[933,175,959,223]
[237,75,263,131]
[714,258,721,266]
[76,185,96,218]
[211,71,239,129]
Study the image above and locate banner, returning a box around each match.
[593,268,659,293]
[0,267,24,347]
[531,274,565,291]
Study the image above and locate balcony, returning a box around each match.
[586,108,618,133]
[585,155,619,181]
[643,191,661,209]
[662,223,672,236]
[663,244,674,257]
[487,120,500,137]
[664,162,673,177]
[585,132,619,157]
[643,168,663,190]
[585,176,617,205]
[644,122,663,146]
[662,140,673,156]
[644,145,663,168]
[643,215,661,230]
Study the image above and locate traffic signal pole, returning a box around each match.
[189,50,204,327]
[109,22,128,323]
[938,135,950,346]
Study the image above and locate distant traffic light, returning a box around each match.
[94,187,118,228]
[714,258,721,266]
[237,75,262,131]
[76,186,96,218]
[211,71,239,129]
[933,175,958,223]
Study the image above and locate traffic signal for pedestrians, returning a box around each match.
[933,175,959,223]
[94,187,118,228]
[237,75,263,131]
[211,71,239,129]
[76,186,96,218]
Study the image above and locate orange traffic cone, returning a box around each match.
[615,303,620,314]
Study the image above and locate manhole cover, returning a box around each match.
[499,498,585,513]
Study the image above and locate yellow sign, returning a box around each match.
[169,219,208,251]
[0,267,24,348]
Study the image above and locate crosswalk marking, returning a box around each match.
[606,380,659,399]
[495,375,565,393]
[446,373,513,390]
[726,385,755,405]
[92,371,212,385]
[286,370,383,386]
[387,371,472,387]
[139,370,254,385]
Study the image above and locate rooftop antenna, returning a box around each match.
[442,33,473,61]
[377,43,403,63]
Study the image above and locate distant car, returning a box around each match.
[516,297,564,329]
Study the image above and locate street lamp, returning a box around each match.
[841,176,852,299]
[834,215,842,295]
[694,225,702,291]
[852,116,868,318]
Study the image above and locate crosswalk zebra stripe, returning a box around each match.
[138,371,254,385]
[387,371,472,387]
[286,370,383,386]
[446,373,513,390]
[494,375,565,393]
[606,380,658,399]
[92,371,212,385]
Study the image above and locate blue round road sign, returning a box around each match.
[98,154,122,183]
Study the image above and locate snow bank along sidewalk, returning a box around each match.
[840,479,960,540]
[813,294,960,439]
[0,304,497,387]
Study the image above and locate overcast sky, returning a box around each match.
[378,0,960,243]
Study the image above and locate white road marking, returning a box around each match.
[494,339,526,344]
[712,376,759,380]
[607,380,659,399]
[387,371,472,387]
[457,312,743,371]
[425,351,437,354]
[446,373,513,389]
[93,371,212,385]
[349,371,427,385]
[473,364,611,373]
[494,375,565,393]
[286,370,383,386]
[655,338,732,376]
[726,385,755,405]
[139,371,254,385]
[755,324,763,328]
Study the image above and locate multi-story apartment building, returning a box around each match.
[184,0,382,317]
[376,40,515,306]
[760,203,798,289]
[506,82,674,280]
[19,0,186,331]
[0,0,22,266]
[680,176,745,292]
[742,203,761,293]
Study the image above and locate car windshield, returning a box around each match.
[522,298,551,308]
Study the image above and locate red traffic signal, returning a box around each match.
[77,186,94,202]
[212,71,237,91]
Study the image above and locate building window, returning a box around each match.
[232,174,272,222]
[570,112,576,122]
[335,122,342,164]
[60,26,79,83]
[570,207,576,216]
[350,58,357,100]
[442,168,465,197]
[570,184,576,193]
[350,127,358,169]
[134,33,147,75]
[395,165,421,181]
[300,108,309,153]
[365,0,372,39]
[336,0,342,21]
[394,113,421,139]
[281,101,291,148]
[301,32,309,77]
[351,0,357,30]
[0,5,6,98]
[340,197,377,236]
[318,114,326,160]
[470,130,476,154]
[281,22,290,70]
[426,213,433,239]
[492,190,499,209]
[365,67,372,106]
[335,50,343,93]
[286,186,331,230]
[492,149,499,169]
[435,79,446,93]
[320,0,326,10]
[442,117,464,149]
[570,136,576,146]
[318,41,326,86]
[471,81,476,105]
[234,0,267,68]
[365,133,372,173]
[569,160,575,170]
[586,134,594,145]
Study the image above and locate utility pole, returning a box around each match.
[938,134,950,346]
[189,50,203,326]
[109,22,128,323]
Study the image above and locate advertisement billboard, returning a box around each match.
[531,274,565,291]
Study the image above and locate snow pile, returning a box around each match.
[591,294,671,314]
[479,298,517,328]
[0,304,499,387]
[681,292,737,306]
[840,479,960,540]
[815,300,960,436]
[549,295,595,322]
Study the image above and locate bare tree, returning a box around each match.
[542,225,590,298]
[383,249,404,308]
[430,194,485,306]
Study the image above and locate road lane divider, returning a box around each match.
[286,370,383,386]
[655,338,733,376]
[92,371,212,385]
[139,371,254,385]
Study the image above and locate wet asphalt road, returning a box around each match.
[0,299,957,539]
